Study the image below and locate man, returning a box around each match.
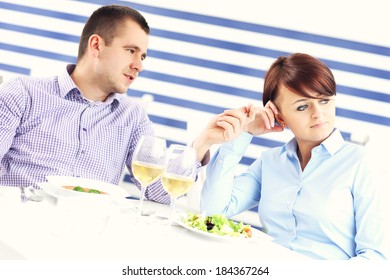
[0,5,218,204]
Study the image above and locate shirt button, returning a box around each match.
[82,128,87,131]
[290,231,294,236]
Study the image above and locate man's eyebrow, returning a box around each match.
[124,44,147,59]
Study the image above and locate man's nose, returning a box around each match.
[131,58,143,73]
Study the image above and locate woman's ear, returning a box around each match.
[275,113,286,127]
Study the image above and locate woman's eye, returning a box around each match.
[127,49,135,54]
[319,99,330,104]
[297,105,308,111]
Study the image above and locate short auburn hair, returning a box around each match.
[262,53,336,106]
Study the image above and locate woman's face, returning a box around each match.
[275,84,336,147]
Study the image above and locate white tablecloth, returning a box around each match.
[0,186,309,260]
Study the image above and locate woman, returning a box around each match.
[198,53,389,259]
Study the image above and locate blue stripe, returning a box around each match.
[128,89,224,114]
[323,59,390,80]
[166,139,186,147]
[151,28,286,58]
[251,137,285,148]
[3,18,390,84]
[337,85,390,103]
[0,63,30,75]
[240,156,255,166]
[344,90,389,103]
[151,29,390,80]
[148,115,187,130]
[0,4,390,79]
[2,23,388,102]
[148,49,265,78]
[0,22,80,43]
[1,23,264,78]
[128,2,390,56]
[336,108,390,126]
[0,2,88,23]
[129,90,390,127]
[0,43,76,63]
[340,131,352,142]
[141,70,260,100]
[1,41,388,127]
[75,0,390,56]
[142,69,390,104]
[0,42,261,100]
[148,50,390,89]
[1,21,389,80]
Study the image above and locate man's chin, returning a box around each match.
[115,85,130,94]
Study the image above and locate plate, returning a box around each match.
[176,213,273,241]
[44,176,129,200]
[37,180,116,237]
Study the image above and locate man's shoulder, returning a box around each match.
[1,75,58,101]
[7,75,58,89]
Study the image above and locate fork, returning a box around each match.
[27,186,44,202]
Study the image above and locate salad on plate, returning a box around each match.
[180,212,252,238]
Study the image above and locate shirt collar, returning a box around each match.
[319,128,345,156]
[57,64,78,99]
[58,64,121,107]
[282,128,345,157]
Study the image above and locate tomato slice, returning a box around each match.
[243,227,252,238]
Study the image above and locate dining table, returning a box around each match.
[0,185,309,261]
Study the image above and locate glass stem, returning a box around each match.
[168,197,176,226]
[137,186,147,218]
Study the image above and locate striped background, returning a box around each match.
[1,0,389,176]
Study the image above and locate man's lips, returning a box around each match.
[124,74,135,81]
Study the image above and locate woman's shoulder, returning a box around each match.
[339,141,368,159]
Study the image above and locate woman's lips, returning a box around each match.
[310,122,326,128]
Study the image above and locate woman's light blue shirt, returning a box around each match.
[200,129,389,259]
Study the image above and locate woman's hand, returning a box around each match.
[244,101,284,135]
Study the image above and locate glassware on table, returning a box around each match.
[131,135,166,218]
[161,144,197,226]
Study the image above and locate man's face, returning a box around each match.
[97,20,149,94]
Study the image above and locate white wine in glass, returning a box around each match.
[161,144,196,226]
[132,135,166,218]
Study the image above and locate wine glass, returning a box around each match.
[161,144,197,226]
[132,135,166,219]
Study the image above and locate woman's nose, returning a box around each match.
[311,104,323,118]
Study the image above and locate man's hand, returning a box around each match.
[192,102,283,162]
